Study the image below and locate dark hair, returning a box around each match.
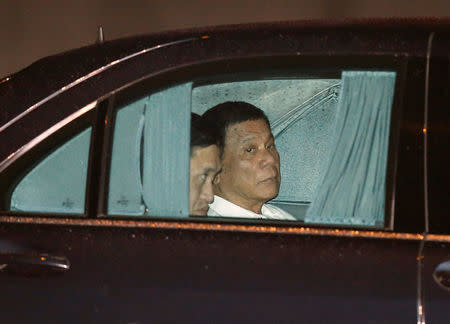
[190,113,220,156]
[200,101,270,151]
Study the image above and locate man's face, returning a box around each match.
[216,119,281,210]
[189,144,221,216]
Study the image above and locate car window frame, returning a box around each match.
[0,102,104,218]
[95,54,408,232]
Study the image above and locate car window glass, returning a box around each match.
[10,127,92,214]
[108,70,396,229]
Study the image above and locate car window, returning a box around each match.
[107,70,396,228]
[192,78,341,220]
[9,127,92,214]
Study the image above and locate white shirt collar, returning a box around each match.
[208,195,295,220]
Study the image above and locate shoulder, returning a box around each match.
[264,204,296,220]
[207,206,221,217]
[207,195,237,217]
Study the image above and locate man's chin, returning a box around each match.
[256,187,280,202]
[257,181,279,195]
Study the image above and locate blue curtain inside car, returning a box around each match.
[305,71,396,226]
[142,83,192,217]
[108,83,192,217]
[108,101,146,215]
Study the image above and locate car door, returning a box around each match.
[0,26,428,323]
[423,31,450,323]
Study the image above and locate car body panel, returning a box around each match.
[0,221,420,323]
[423,30,450,322]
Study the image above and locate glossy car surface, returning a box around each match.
[0,18,449,323]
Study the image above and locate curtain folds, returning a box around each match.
[108,102,146,215]
[142,82,192,217]
[305,71,396,226]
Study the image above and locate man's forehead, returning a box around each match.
[226,119,272,141]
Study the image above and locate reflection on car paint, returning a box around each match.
[0,215,426,241]
[0,37,200,133]
[0,101,97,172]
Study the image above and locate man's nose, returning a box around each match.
[201,181,214,204]
[260,148,277,167]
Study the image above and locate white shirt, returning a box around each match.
[208,195,295,220]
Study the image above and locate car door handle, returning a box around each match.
[0,253,70,277]
[433,260,450,292]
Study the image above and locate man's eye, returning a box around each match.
[245,147,255,153]
[267,142,276,149]
[200,174,207,181]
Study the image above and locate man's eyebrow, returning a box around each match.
[241,133,274,144]
[241,136,256,144]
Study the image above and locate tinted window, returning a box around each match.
[10,127,92,214]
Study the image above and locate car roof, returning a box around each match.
[1,17,449,130]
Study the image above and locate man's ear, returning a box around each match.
[213,172,221,185]
[213,172,221,194]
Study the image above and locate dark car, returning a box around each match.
[0,18,449,323]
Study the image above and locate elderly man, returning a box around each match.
[189,114,222,216]
[201,102,294,220]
